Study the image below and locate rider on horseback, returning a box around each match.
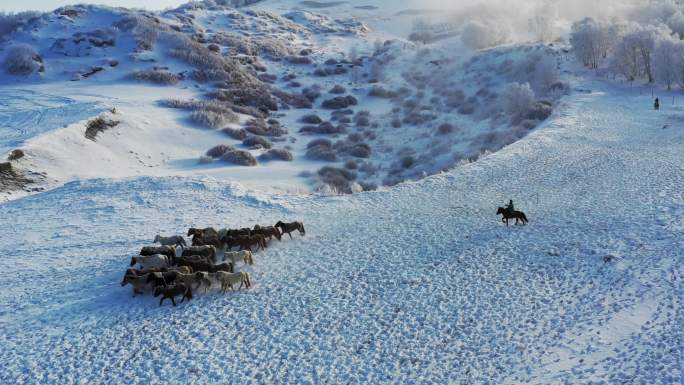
[505,200,515,215]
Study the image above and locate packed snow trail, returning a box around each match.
[0,89,104,155]
[0,79,682,384]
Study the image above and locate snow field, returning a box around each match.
[0,74,682,384]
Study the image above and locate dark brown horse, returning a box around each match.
[153,283,193,306]
[496,207,528,226]
[253,225,282,241]
[275,221,306,239]
[222,234,267,252]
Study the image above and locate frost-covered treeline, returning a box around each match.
[571,1,684,90]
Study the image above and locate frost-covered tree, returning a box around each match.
[461,20,510,50]
[667,11,684,39]
[612,24,672,83]
[502,82,535,118]
[653,37,684,90]
[570,18,622,69]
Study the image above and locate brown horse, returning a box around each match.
[275,221,306,239]
[253,225,282,241]
[222,234,267,252]
[153,283,193,306]
[496,207,528,226]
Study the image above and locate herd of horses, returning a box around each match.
[121,221,306,306]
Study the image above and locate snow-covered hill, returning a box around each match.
[0,0,564,198]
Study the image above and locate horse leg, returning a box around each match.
[288,232,293,240]
[159,297,165,306]
[171,296,177,307]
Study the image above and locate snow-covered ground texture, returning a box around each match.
[1,72,682,384]
[0,0,565,197]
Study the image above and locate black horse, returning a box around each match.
[496,207,528,226]
[275,221,306,239]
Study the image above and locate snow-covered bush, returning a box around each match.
[300,121,345,134]
[191,109,237,129]
[206,144,237,158]
[220,150,257,166]
[0,11,41,39]
[532,55,559,95]
[222,127,247,140]
[2,44,43,75]
[302,86,322,102]
[461,20,510,50]
[300,114,323,124]
[306,139,337,161]
[243,118,288,137]
[259,148,293,161]
[502,83,535,120]
[128,69,181,85]
[243,135,273,149]
[317,166,357,194]
[85,115,119,140]
[329,84,346,94]
[322,95,358,109]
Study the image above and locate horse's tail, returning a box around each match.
[521,212,528,223]
[300,222,306,235]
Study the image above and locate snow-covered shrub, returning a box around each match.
[437,123,456,135]
[306,139,337,161]
[329,84,346,94]
[461,20,510,50]
[85,115,119,140]
[322,95,358,109]
[206,144,237,158]
[368,86,397,98]
[271,89,312,109]
[259,148,293,161]
[344,160,358,169]
[220,150,257,166]
[243,135,273,149]
[526,101,553,121]
[128,69,181,85]
[317,166,357,193]
[532,55,559,95]
[502,83,535,120]
[302,86,322,102]
[300,114,323,124]
[2,44,43,75]
[300,121,345,134]
[286,55,313,64]
[191,109,237,129]
[0,11,41,39]
[222,127,247,140]
[244,118,288,137]
[198,155,214,164]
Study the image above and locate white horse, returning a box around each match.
[223,250,254,266]
[130,254,170,270]
[153,235,187,248]
[210,271,251,293]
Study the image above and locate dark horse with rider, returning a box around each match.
[497,200,528,226]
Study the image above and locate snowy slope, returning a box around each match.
[1,1,564,198]
[0,70,682,385]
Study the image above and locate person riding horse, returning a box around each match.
[505,200,515,215]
